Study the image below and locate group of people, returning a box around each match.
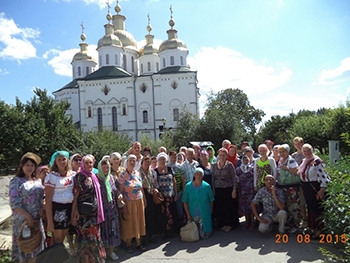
[9,137,331,263]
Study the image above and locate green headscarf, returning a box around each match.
[207,146,217,164]
[97,159,113,202]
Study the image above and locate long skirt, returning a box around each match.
[120,199,146,240]
[214,187,239,228]
[75,224,106,263]
[144,191,163,237]
[282,186,301,229]
[302,181,324,232]
[161,196,179,236]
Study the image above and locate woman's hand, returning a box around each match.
[231,189,237,199]
[316,188,326,200]
[117,194,123,202]
[26,215,34,228]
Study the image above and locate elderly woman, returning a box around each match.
[118,155,146,253]
[298,144,330,238]
[97,159,120,261]
[236,155,255,230]
[198,150,213,189]
[154,152,178,237]
[227,144,240,168]
[277,144,300,233]
[110,152,124,180]
[212,148,238,232]
[44,151,75,245]
[10,152,45,263]
[71,155,106,262]
[182,168,214,238]
[206,146,217,164]
[139,156,162,242]
[253,144,277,191]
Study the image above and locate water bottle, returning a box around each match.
[22,225,31,238]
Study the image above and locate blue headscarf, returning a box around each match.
[49,150,70,167]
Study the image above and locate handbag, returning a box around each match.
[36,243,69,263]
[78,196,97,216]
[279,169,301,185]
[153,191,164,204]
[17,220,42,254]
[180,221,199,242]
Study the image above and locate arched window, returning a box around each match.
[173,108,179,121]
[170,56,174,65]
[97,107,103,130]
[140,64,143,74]
[99,55,102,65]
[88,106,92,118]
[131,56,135,72]
[78,66,81,76]
[106,54,109,65]
[163,58,166,67]
[156,62,159,71]
[180,56,183,65]
[122,104,127,115]
[123,55,127,70]
[147,62,151,71]
[86,66,89,75]
[115,54,118,65]
[142,110,148,123]
[112,106,118,131]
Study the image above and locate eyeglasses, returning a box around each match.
[73,158,82,162]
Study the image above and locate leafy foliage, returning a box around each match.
[139,130,176,156]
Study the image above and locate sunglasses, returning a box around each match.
[73,158,82,162]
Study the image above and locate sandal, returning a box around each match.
[136,245,146,251]
[127,246,133,253]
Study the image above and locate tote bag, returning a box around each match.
[180,221,199,242]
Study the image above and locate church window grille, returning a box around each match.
[173,108,179,121]
[147,62,151,71]
[170,56,175,65]
[143,110,148,123]
[112,106,118,131]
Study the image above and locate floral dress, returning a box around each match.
[74,172,106,263]
[98,175,120,248]
[9,177,45,262]
[236,165,255,215]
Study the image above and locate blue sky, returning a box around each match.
[1,0,350,122]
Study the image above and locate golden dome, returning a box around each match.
[139,44,158,56]
[97,34,122,48]
[159,37,187,52]
[115,29,138,50]
[72,43,95,62]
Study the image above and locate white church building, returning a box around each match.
[53,2,200,140]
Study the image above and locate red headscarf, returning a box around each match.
[227,144,238,167]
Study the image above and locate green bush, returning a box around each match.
[320,157,350,262]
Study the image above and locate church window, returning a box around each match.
[78,66,81,76]
[112,106,118,131]
[170,56,175,65]
[163,58,166,67]
[88,106,92,118]
[106,54,109,65]
[123,55,127,70]
[99,55,102,65]
[147,62,151,71]
[131,56,135,72]
[156,62,159,71]
[122,104,127,115]
[97,107,103,130]
[141,64,143,74]
[173,108,179,121]
[180,56,183,65]
[142,110,148,123]
[86,67,89,75]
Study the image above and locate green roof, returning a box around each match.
[83,66,132,80]
[156,66,195,74]
[53,78,81,93]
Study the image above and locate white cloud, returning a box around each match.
[136,38,162,50]
[318,57,350,85]
[0,68,9,75]
[188,46,292,97]
[0,13,40,60]
[82,0,112,9]
[43,45,98,76]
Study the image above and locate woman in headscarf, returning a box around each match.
[110,152,124,181]
[236,155,255,230]
[227,144,241,168]
[118,155,146,253]
[212,148,239,232]
[138,156,162,242]
[71,155,106,263]
[10,152,45,263]
[298,144,330,239]
[44,151,75,246]
[97,158,120,261]
[198,150,213,189]
[206,146,217,164]
[182,167,214,238]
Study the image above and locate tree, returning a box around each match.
[200,88,265,148]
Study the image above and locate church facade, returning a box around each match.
[53,2,199,140]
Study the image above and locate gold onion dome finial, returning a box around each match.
[106,1,112,23]
[80,22,86,42]
[115,0,121,14]
[146,13,152,34]
[169,5,175,29]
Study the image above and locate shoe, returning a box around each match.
[221,225,227,231]
[126,246,133,253]
[109,252,119,261]
[225,226,232,232]
[288,227,298,234]
[69,248,77,257]
[136,245,146,251]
